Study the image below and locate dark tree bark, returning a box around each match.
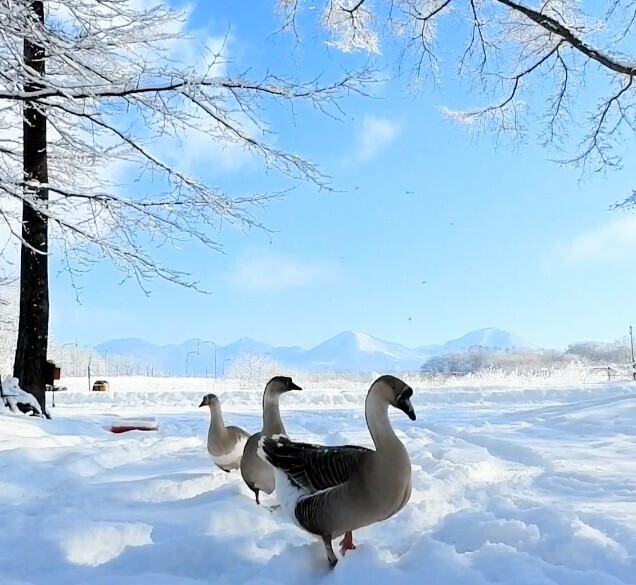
[13,0,50,417]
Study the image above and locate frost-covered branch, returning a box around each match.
[0,0,375,290]
[0,278,18,375]
[278,0,636,196]
[495,0,636,77]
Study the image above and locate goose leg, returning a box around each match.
[254,489,261,505]
[321,535,338,568]
[339,531,356,556]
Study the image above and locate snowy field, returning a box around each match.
[1,375,636,585]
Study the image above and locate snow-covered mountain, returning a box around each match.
[423,327,538,355]
[300,331,425,372]
[95,327,537,375]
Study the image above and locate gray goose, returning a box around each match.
[239,375,302,504]
[257,374,416,568]
[199,393,250,472]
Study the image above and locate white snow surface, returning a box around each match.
[1,376,636,584]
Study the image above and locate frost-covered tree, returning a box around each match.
[226,352,284,387]
[0,0,372,412]
[420,343,629,375]
[277,1,635,195]
[565,340,630,364]
[0,279,18,377]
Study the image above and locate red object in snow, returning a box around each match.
[107,417,158,434]
[109,425,158,434]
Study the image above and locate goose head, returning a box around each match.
[264,375,302,396]
[371,375,416,421]
[198,393,220,408]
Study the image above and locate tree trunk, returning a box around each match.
[13,0,50,417]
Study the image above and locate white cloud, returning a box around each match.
[553,215,636,265]
[227,249,340,292]
[355,116,399,161]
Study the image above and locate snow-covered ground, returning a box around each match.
[1,376,636,584]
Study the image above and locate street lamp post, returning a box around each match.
[222,358,232,377]
[630,325,635,380]
[199,340,217,379]
[57,341,77,407]
[60,341,77,375]
[186,350,198,376]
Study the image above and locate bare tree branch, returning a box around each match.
[494,0,636,76]
[0,0,376,290]
[276,0,636,200]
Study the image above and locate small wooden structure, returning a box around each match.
[92,380,109,392]
[44,360,65,393]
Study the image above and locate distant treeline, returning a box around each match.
[420,341,633,375]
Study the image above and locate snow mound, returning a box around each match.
[1,376,43,417]
[56,521,153,566]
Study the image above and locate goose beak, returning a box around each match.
[289,381,302,391]
[397,389,416,421]
[198,399,206,407]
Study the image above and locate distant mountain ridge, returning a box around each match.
[94,327,537,375]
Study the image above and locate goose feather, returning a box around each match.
[259,435,372,492]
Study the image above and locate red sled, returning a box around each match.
[107,416,159,434]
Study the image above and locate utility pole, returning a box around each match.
[630,326,635,380]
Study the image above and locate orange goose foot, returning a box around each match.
[339,531,356,556]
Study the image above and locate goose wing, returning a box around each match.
[258,435,372,493]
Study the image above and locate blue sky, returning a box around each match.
[48,0,636,351]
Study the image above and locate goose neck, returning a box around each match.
[208,406,228,440]
[365,390,398,450]
[262,392,285,436]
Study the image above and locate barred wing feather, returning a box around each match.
[259,435,372,493]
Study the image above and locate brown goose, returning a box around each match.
[257,374,415,568]
[239,375,302,504]
[199,393,250,472]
